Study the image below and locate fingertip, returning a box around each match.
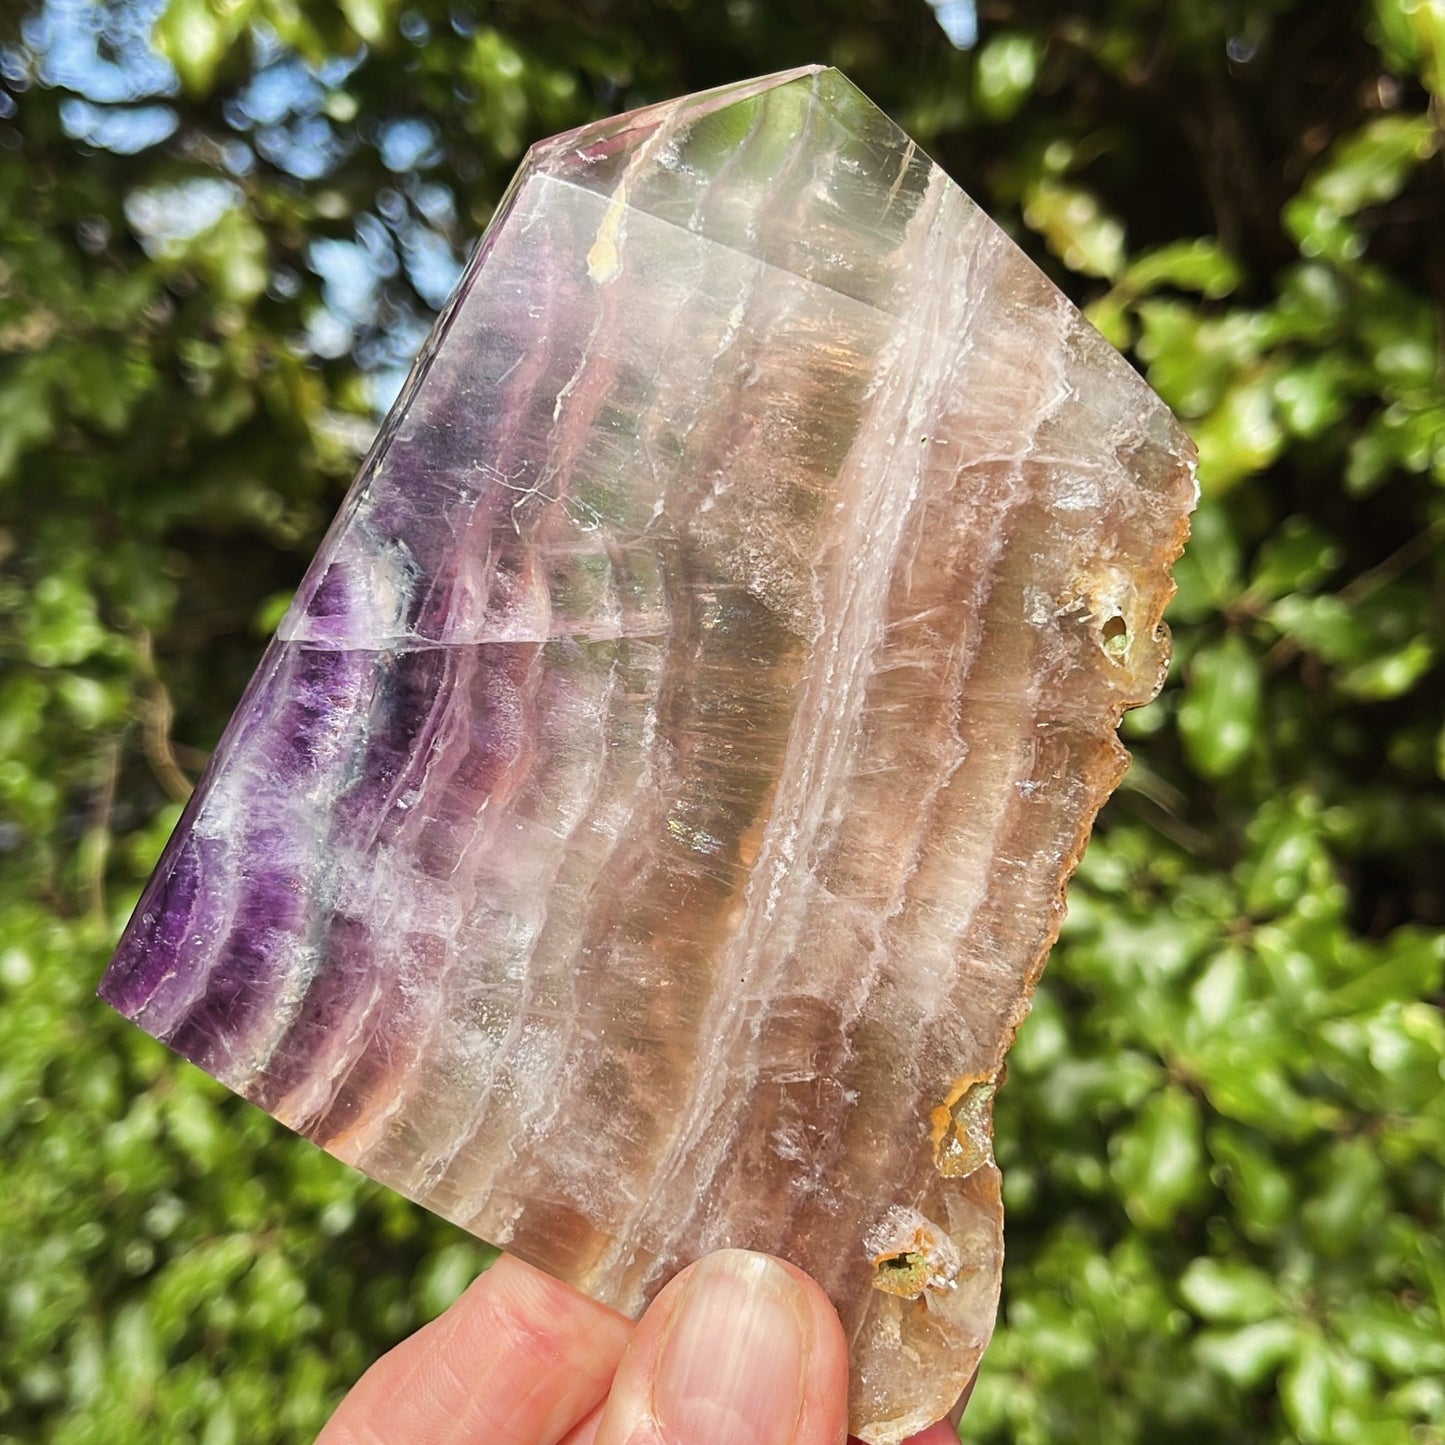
[595,1249,849,1445]
[776,1254,851,1445]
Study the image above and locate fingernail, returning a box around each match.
[647,1250,811,1445]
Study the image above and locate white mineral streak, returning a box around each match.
[108,67,1196,1444]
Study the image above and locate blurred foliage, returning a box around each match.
[1,0,1442,1442]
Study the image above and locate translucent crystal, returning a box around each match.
[100,66,1195,1442]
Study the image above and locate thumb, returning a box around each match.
[593,1249,849,1445]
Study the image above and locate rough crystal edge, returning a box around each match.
[859,451,1195,1445]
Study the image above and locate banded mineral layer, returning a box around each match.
[100,66,1196,1443]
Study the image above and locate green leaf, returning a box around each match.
[1209,1126,1295,1236]
[1191,371,1285,493]
[195,209,269,305]
[0,356,60,480]
[153,0,258,95]
[1120,239,1243,299]
[1023,181,1127,280]
[1374,0,1445,95]
[1283,114,1436,262]
[1303,1140,1387,1257]
[1266,593,1372,666]
[975,32,1042,122]
[1328,929,1445,1012]
[1347,401,1445,493]
[1135,302,1262,417]
[1187,947,1250,1033]
[1281,1336,1338,1443]
[1312,112,1433,212]
[1196,1318,1299,1388]
[415,1242,492,1318]
[1179,1258,1281,1323]
[1247,517,1343,599]
[1340,636,1435,700]
[1111,1086,1206,1229]
[1371,0,1427,77]
[1347,1300,1445,1375]
[1271,358,1350,440]
[22,573,108,668]
[1244,793,1329,917]
[1178,633,1262,778]
[337,0,396,45]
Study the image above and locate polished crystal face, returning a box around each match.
[100,66,1195,1443]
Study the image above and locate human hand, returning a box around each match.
[317,1248,970,1445]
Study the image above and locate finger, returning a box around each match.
[318,1252,633,1445]
[593,1249,849,1445]
[895,1425,960,1445]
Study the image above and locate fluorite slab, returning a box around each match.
[100,66,1195,1442]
